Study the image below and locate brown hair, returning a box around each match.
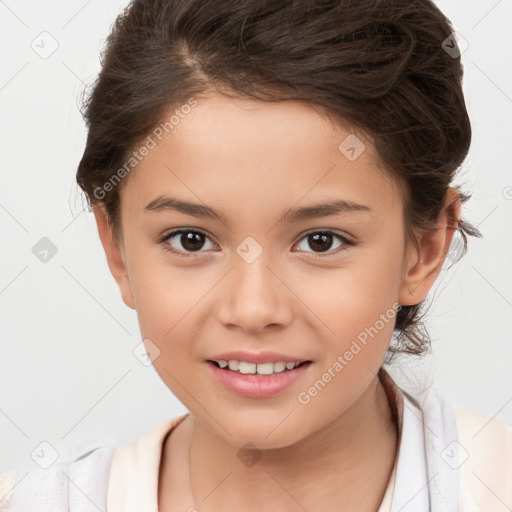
[76,0,481,361]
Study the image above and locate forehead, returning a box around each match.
[169,93,370,156]
[120,93,401,220]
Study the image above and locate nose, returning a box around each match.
[216,253,294,334]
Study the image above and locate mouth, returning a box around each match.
[208,359,312,376]
[205,359,313,399]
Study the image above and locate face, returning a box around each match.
[95,92,449,449]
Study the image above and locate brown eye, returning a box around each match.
[295,231,350,254]
[162,229,216,254]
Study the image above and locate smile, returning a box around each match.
[206,360,313,399]
[211,359,309,376]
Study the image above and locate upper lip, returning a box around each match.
[207,350,311,364]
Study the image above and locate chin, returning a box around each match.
[207,413,310,450]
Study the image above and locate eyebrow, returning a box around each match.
[144,196,372,224]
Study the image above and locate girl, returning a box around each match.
[2,0,511,510]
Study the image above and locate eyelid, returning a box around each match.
[297,228,354,244]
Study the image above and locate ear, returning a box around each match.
[93,205,136,310]
[399,188,461,306]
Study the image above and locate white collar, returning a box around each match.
[378,367,460,511]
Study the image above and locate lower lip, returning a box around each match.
[205,361,312,399]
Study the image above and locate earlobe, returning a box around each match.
[92,204,136,310]
[399,188,461,306]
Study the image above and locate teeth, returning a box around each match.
[256,362,274,375]
[228,360,239,371]
[239,362,256,374]
[217,359,304,375]
[273,362,286,373]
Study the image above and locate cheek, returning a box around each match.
[292,272,400,437]
[292,247,403,417]
[300,247,403,342]
[128,259,213,388]
[127,249,204,337]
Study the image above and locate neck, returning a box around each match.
[187,372,399,512]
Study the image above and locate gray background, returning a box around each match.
[1,0,511,473]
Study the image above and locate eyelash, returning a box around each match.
[159,228,355,258]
